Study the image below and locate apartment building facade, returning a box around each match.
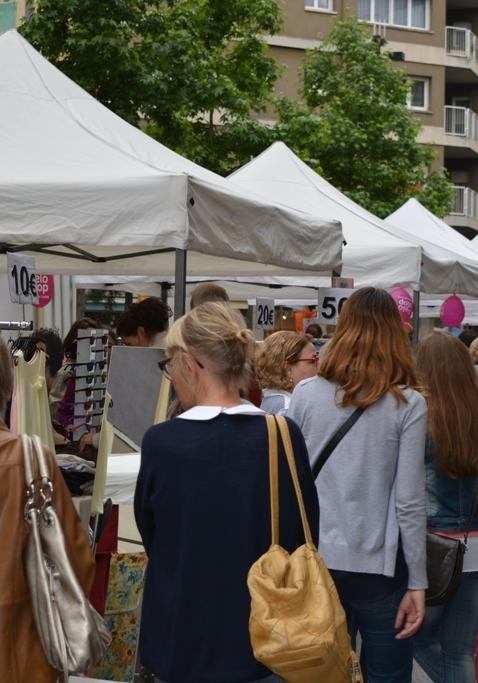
[3,0,478,233]
[265,0,478,235]
[0,1,26,33]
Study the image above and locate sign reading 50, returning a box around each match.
[316,288,354,325]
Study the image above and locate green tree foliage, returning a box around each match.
[141,0,281,172]
[276,17,454,218]
[21,0,281,173]
[20,0,153,125]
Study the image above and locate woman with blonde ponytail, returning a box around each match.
[134,302,319,683]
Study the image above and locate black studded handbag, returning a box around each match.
[426,480,478,606]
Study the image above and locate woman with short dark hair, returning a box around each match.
[117,297,169,347]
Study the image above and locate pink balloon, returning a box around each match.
[389,287,414,323]
[440,295,465,328]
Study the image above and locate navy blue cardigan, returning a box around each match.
[134,413,319,683]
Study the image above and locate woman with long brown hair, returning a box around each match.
[414,331,478,683]
[288,287,428,683]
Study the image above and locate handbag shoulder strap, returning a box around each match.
[265,415,280,546]
[275,415,314,548]
[312,407,365,479]
[21,434,34,488]
[21,434,53,512]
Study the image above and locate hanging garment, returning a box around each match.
[11,350,55,452]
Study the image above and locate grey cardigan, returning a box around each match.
[288,376,428,589]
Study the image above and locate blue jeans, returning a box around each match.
[335,580,413,683]
[413,571,478,683]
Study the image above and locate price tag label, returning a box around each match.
[316,288,354,325]
[7,252,39,305]
[255,298,275,330]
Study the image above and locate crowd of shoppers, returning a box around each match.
[134,287,477,683]
[2,287,478,683]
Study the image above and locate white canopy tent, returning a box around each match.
[0,31,343,316]
[385,198,478,297]
[228,142,422,290]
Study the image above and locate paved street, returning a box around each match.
[414,662,432,682]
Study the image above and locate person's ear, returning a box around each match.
[183,353,198,378]
[137,326,147,345]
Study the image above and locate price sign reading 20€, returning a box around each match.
[7,252,39,305]
[316,288,354,325]
[255,298,275,330]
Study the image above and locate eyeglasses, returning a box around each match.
[70,413,102,432]
[75,372,107,387]
[158,353,204,381]
[74,399,104,412]
[158,357,173,380]
[74,360,107,371]
[76,334,108,346]
[295,354,319,365]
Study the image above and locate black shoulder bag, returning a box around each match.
[426,479,478,606]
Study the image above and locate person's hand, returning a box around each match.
[53,429,70,446]
[79,432,93,452]
[395,589,425,639]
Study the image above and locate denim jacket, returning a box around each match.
[425,436,478,533]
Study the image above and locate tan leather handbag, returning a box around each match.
[248,415,362,683]
[22,434,111,682]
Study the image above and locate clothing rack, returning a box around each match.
[0,321,33,331]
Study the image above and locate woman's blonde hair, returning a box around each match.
[0,337,13,414]
[417,331,478,477]
[319,287,417,407]
[166,302,256,387]
[256,331,313,392]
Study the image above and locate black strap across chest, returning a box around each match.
[312,407,364,479]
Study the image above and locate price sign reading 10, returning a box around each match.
[11,263,37,299]
[7,252,39,305]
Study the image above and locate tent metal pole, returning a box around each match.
[160,281,171,307]
[174,249,187,319]
[412,289,420,349]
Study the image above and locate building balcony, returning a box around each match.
[446,185,478,233]
[444,106,478,156]
[0,2,17,33]
[445,26,478,81]
[446,26,477,61]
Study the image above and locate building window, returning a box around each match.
[358,0,428,30]
[407,77,429,111]
[305,0,333,10]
